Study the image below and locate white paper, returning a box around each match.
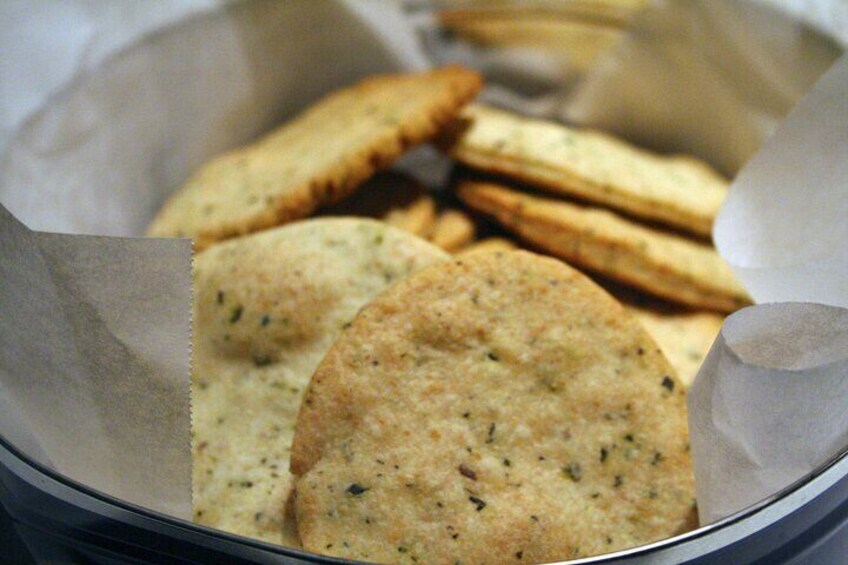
[686,52,848,525]
[689,303,848,524]
[563,0,842,176]
[714,54,848,308]
[0,204,193,517]
[0,0,229,156]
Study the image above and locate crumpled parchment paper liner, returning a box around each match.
[1,0,846,530]
[689,303,848,524]
[0,204,192,517]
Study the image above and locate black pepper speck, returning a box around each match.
[469,495,487,511]
[346,483,369,496]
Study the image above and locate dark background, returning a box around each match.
[1,503,36,564]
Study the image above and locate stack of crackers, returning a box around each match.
[149,65,748,564]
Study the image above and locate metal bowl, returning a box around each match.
[3,433,848,563]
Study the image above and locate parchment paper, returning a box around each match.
[563,0,841,176]
[689,303,848,524]
[689,53,848,525]
[0,0,426,519]
[0,203,192,517]
[714,53,848,308]
[0,0,846,535]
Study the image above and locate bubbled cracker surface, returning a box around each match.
[291,251,695,564]
[148,66,482,250]
[191,218,448,547]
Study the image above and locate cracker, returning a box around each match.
[439,2,645,29]
[191,218,448,546]
[438,8,628,73]
[429,209,477,252]
[320,172,437,237]
[458,181,750,313]
[384,196,438,237]
[442,104,727,237]
[627,305,723,389]
[600,284,725,388]
[147,66,482,250]
[457,236,518,256]
[291,251,695,563]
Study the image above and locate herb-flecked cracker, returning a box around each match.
[191,218,448,546]
[628,305,723,389]
[438,6,631,73]
[148,66,482,250]
[442,104,727,237]
[291,251,695,564]
[458,181,750,313]
[601,284,726,389]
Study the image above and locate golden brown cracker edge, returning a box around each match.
[148,66,483,250]
[443,104,727,238]
[457,180,750,313]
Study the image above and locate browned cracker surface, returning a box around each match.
[291,251,695,564]
[458,181,750,312]
[443,104,727,237]
[191,218,448,547]
[148,66,482,250]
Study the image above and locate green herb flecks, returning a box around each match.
[564,463,582,482]
[253,354,273,367]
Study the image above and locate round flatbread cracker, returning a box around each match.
[191,218,448,547]
[291,251,695,563]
